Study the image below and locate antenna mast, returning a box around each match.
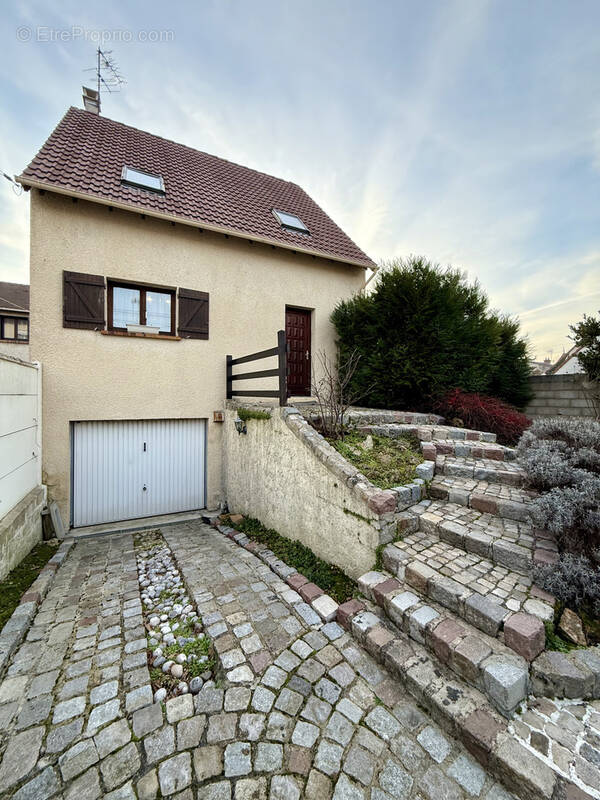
[82,47,126,114]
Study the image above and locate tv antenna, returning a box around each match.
[82,47,126,114]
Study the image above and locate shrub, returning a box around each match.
[533,554,600,617]
[517,417,600,490]
[434,389,531,445]
[331,256,532,412]
[529,477,600,557]
[519,417,600,560]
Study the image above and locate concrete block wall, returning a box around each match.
[525,374,595,419]
[0,485,46,581]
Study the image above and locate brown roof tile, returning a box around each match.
[19,107,374,269]
[0,282,29,312]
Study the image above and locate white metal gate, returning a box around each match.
[72,419,206,527]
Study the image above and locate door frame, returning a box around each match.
[69,418,208,528]
[285,305,313,397]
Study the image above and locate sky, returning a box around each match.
[1,0,599,360]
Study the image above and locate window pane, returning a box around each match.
[3,319,15,339]
[146,291,172,332]
[17,320,28,340]
[112,287,141,328]
[123,167,163,192]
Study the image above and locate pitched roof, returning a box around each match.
[0,282,29,313]
[19,107,375,269]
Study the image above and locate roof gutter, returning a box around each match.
[17,177,373,272]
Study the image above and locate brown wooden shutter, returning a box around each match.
[63,271,105,329]
[178,288,209,339]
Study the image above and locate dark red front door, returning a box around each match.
[286,307,311,396]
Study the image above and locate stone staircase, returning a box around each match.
[354,422,563,718]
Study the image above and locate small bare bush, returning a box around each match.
[312,349,370,439]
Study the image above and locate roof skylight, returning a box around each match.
[273,209,309,234]
[121,166,165,193]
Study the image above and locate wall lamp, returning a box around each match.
[234,415,247,435]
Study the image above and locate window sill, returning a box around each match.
[100,330,181,341]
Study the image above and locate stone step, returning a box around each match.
[337,603,593,800]
[354,422,497,444]
[381,527,555,632]
[428,475,536,523]
[410,499,559,574]
[355,569,536,718]
[424,440,516,462]
[435,455,526,486]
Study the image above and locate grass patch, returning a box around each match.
[238,408,271,422]
[229,517,356,604]
[0,541,58,632]
[329,432,423,489]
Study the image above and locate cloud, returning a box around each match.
[1,0,599,363]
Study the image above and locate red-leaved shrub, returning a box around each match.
[435,389,531,445]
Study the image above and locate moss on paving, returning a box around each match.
[0,541,58,632]
[229,517,356,604]
[330,432,423,489]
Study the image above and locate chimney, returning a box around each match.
[82,86,100,114]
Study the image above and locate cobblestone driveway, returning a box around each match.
[0,521,516,799]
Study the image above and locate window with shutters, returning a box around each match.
[63,271,106,330]
[107,281,175,335]
[177,288,209,340]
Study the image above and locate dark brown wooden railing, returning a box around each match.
[226,330,287,407]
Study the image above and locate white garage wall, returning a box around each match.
[0,355,42,520]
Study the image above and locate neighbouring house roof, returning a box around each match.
[0,282,29,313]
[547,345,584,375]
[18,107,375,270]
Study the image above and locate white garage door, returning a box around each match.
[72,419,206,527]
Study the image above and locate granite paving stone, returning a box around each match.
[0,519,590,800]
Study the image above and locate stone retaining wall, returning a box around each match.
[222,404,426,578]
[0,485,46,581]
[525,374,595,418]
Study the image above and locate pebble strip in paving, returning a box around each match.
[136,530,215,700]
[0,520,523,799]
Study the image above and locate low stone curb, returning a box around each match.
[354,422,497,444]
[0,538,74,678]
[336,597,589,800]
[300,406,445,428]
[214,524,339,627]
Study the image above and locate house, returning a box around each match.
[547,345,584,375]
[0,281,30,359]
[529,357,552,375]
[18,106,374,530]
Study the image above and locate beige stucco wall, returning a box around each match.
[29,190,365,527]
[223,407,386,578]
[0,341,30,360]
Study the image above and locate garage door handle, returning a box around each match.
[143,485,147,491]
